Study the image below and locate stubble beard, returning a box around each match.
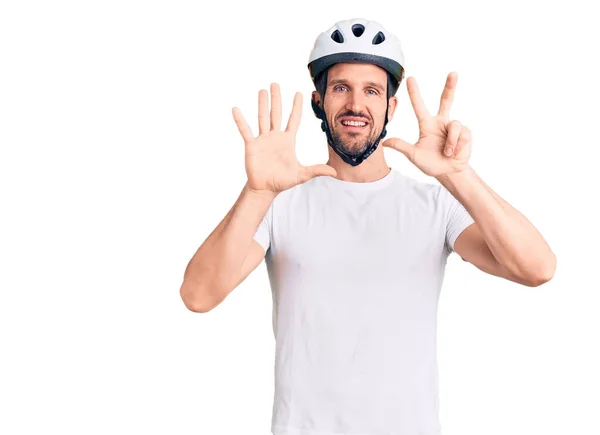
[330,122,380,157]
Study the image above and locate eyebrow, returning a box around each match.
[329,79,385,93]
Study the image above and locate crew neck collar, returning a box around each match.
[322,167,395,192]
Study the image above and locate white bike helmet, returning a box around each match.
[307,18,406,166]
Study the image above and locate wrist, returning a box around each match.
[245,183,279,201]
[436,165,475,186]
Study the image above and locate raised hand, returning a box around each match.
[382,72,472,178]
[232,83,337,194]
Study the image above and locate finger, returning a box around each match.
[258,89,269,135]
[454,125,471,155]
[438,72,457,120]
[285,92,303,133]
[382,137,415,162]
[270,83,282,131]
[406,77,431,123]
[444,120,461,157]
[232,107,254,144]
[299,164,337,183]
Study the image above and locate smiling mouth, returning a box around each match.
[340,121,368,131]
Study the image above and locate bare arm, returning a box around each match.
[438,166,556,285]
[180,83,336,312]
[180,183,277,312]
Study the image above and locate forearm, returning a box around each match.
[437,165,556,283]
[180,182,277,309]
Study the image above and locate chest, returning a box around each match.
[270,199,446,277]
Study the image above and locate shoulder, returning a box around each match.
[268,176,321,213]
[393,170,445,208]
[398,172,439,193]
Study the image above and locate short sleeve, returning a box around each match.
[442,186,475,254]
[253,200,273,253]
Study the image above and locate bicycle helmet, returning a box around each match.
[307,18,406,166]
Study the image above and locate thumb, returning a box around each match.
[382,137,414,160]
[299,164,337,183]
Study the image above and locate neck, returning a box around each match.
[326,145,391,182]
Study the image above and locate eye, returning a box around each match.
[334,85,348,92]
[367,89,378,95]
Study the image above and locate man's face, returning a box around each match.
[313,62,396,157]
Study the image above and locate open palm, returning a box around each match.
[232,83,337,194]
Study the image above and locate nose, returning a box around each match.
[345,90,365,114]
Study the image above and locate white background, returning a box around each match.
[1,1,598,434]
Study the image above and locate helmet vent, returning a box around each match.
[372,31,385,44]
[352,24,365,37]
[331,30,344,43]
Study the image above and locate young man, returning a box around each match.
[181,18,556,435]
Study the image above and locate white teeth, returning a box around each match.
[342,120,366,127]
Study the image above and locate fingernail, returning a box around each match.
[445,148,453,156]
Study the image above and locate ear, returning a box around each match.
[311,91,323,117]
[313,91,323,106]
[387,96,399,123]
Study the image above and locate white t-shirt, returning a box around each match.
[253,167,475,435]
